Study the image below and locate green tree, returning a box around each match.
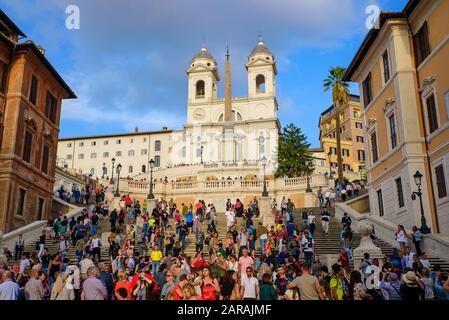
[275,123,314,178]
[323,66,350,185]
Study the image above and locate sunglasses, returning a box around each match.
[246,270,252,273]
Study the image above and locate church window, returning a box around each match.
[155,140,161,151]
[258,133,265,157]
[256,75,266,93]
[154,156,161,167]
[128,166,133,173]
[196,80,205,97]
[141,165,146,173]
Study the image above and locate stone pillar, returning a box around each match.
[0,231,7,265]
[353,221,383,272]
[259,197,274,228]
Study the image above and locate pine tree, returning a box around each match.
[275,123,314,178]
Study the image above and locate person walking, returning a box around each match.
[81,267,108,300]
[287,263,324,300]
[321,208,330,235]
[240,267,259,300]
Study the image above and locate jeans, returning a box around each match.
[179,234,186,249]
[152,261,160,275]
[259,238,267,255]
[319,196,324,206]
[90,224,98,235]
[15,245,24,261]
[324,198,331,208]
[309,223,315,236]
[76,250,83,265]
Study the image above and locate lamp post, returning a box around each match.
[411,171,431,234]
[200,145,204,164]
[305,159,312,193]
[114,163,122,197]
[111,157,116,183]
[102,163,107,179]
[261,155,268,197]
[147,158,155,199]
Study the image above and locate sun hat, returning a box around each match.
[402,271,417,284]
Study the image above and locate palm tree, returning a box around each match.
[323,66,350,185]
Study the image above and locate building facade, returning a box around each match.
[319,94,365,179]
[344,0,449,235]
[58,38,280,182]
[0,10,76,233]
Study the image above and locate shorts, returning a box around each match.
[187,222,193,228]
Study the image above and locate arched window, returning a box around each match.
[196,80,205,97]
[256,74,266,93]
[155,140,161,151]
[128,166,133,173]
[90,168,95,175]
[154,156,160,167]
[218,112,242,122]
[141,165,146,173]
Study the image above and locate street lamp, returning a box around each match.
[305,158,312,193]
[147,159,155,199]
[411,170,431,234]
[111,157,116,183]
[102,163,107,179]
[200,145,204,164]
[114,163,122,197]
[261,155,268,197]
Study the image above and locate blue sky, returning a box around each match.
[1,0,407,147]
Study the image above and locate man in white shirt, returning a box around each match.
[308,212,316,236]
[402,246,415,269]
[240,267,259,300]
[281,197,288,216]
[91,235,101,263]
[324,190,331,208]
[19,253,30,273]
[225,209,235,231]
[80,255,95,280]
[59,235,69,262]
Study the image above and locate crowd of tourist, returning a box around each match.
[1,190,449,301]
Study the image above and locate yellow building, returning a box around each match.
[344,0,449,235]
[319,94,365,179]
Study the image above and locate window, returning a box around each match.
[426,93,439,133]
[395,178,405,208]
[67,143,72,148]
[358,150,365,161]
[130,138,133,143]
[66,154,72,160]
[343,164,351,171]
[141,149,148,155]
[78,153,84,159]
[389,114,398,149]
[435,164,448,199]
[154,156,160,167]
[141,165,146,173]
[116,140,121,144]
[256,74,266,93]
[445,91,449,122]
[44,92,57,123]
[357,136,364,143]
[362,73,373,108]
[155,140,161,151]
[196,80,205,97]
[103,152,109,158]
[90,153,97,159]
[41,145,50,174]
[91,141,96,146]
[377,189,384,217]
[340,126,345,134]
[129,166,133,173]
[342,149,350,157]
[196,146,202,158]
[79,142,84,147]
[16,188,26,216]
[0,61,8,93]
[382,50,390,83]
[329,147,337,155]
[353,111,359,118]
[143,138,147,142]
[355,122,363,129]
[90,168,95,176]
[115,151,122,157]
[36,198,45,220]
[29,75,38,105]
[371,131,378,163]
[104,140,109,145]
[258,134,265,157]
[414,21,431,66]
[128,150,135,156]
[22,131,33,163]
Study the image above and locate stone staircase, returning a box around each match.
[296,207,449,270]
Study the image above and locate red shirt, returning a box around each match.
[130,274,158,296]
[173,284,183,300]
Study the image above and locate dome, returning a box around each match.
[249,38,273,57]
[191,46,216,63]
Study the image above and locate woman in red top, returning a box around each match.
[173,274,188,300]
[114,269,132,300]
[199,267,219,300]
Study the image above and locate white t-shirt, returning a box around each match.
[324,191,331,198]
[241,276,258,299]
[308,215,316,225]
[396,230,407,243]
[225,211,235,226]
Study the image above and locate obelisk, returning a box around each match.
[222,46,235,162]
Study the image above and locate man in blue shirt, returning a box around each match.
[0,271,20,300]
[287,221,296,238]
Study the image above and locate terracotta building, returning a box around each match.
[0,10,76,233]
[344,0,449,235]
[318,94,365,179]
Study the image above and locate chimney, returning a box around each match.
[135,127,139,133]
[162,126,168,131]
[37,44,46,55]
